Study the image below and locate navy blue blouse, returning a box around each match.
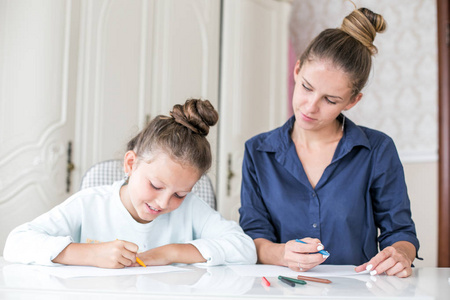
[239,116,420,265]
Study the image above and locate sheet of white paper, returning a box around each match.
[228,264,369,278]
[5,264,191,279]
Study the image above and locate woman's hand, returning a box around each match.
[355,241,416,278]
[284,237,329,271]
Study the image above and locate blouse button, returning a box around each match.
[313,223,318,228]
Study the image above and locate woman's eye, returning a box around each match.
[302,83,312,91]
[325,97,337,105]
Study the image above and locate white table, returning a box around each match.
[0,258,449,299]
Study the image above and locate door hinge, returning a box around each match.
[66,141,75,193]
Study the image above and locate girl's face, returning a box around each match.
[120,151,201,224]
[292,59,362,132]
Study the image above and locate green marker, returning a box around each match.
[278,275,307,285]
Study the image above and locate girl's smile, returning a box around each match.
[120,152,201,223]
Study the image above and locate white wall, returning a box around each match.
[404,162,438,267]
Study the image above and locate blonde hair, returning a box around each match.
[299,7,387,97]
[340,8,386,55]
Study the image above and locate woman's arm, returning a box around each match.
[362,138,419,278]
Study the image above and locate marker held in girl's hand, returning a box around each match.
[136,256,146,267]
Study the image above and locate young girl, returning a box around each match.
[239,7,419,278]
[4,99,257,268]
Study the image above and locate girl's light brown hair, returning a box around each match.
[299,7,387,98]
[127,99,219,174]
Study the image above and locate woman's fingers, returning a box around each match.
[357,246,412,278]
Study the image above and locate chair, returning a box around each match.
[80,159,216,210]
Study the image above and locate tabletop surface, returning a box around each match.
[1,258,449,300]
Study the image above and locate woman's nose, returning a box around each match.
[304,95,320,113]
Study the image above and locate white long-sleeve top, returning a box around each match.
[3,181,256,266]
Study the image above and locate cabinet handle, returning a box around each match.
[227,153,235,196]
[66,141,75,193]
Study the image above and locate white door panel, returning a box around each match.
[0,0,78,254]
[218,0,289,221]
[74,0,220,187]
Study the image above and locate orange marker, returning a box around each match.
[136,256,146,267]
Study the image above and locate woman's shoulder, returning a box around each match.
[245,117,294,150]
[357,125,395,147]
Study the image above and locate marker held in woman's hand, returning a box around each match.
[295,239,330,257]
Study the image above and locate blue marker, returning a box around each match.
[296,239,330,256]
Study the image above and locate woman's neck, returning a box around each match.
[291,119,343,149]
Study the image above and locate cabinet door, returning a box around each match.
[217,0,290,221]
[0,0,79,253]
[74,0,220,188]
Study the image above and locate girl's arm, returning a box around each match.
[137,243,206,266]
[151,195,256,266]
[3,199,82,266]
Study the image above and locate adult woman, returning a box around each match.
[239,7,419,278]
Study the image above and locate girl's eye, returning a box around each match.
[325,97,337,105]
[302,83,312,91]
[174,193,186,199]
[150,183,162,190]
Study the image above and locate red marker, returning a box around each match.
[262,276,271,287]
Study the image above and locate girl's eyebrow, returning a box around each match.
[302,76,344,101]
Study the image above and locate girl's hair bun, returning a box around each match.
[340,7,387,55]
[170,99,219,136]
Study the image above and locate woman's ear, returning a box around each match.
[294,60,301,80]
[344,93,363,111]
[123,151,137,175]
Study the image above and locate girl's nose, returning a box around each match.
[156,193,171,209]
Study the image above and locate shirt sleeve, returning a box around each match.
[3,195,83,266]
[238,141,278,242]
[370,137,420,256]
[186,196,257,266]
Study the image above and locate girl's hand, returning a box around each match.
[52,240,139,268]
[284,237,329,272]
[355,241,416,278]
[90,240,139,268]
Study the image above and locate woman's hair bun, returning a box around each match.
[170,99,219,136]
[340,7,387,55]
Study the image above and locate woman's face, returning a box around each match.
[292,59,361,132]
[121,151,201,224]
